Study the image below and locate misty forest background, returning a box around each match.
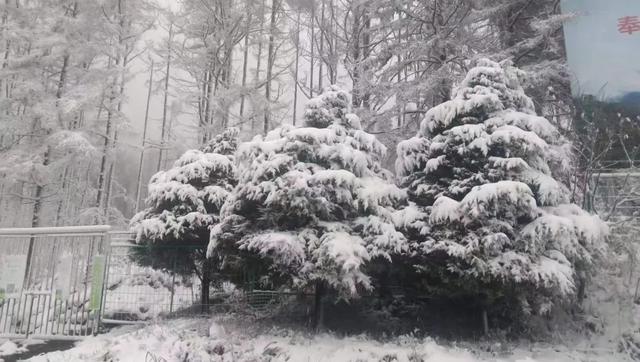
[0,0,638,230]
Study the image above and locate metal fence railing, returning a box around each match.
[0,226,301,340]
[102,233,203,323]
[0,226,111,340]
[592,168,640,220]
[101,233,299,324]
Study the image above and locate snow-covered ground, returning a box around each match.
[0,340,26,357]
[1,256,635,361]
[6,317,626,362]
[0,338,45,360]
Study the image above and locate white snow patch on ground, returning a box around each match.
[22,318,627,362]
[0,340,25,357]
[0,338,45,361]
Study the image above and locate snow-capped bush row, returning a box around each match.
[131,59,608,323]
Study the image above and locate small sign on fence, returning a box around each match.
[90,255,106,311]
[54,253,73,300]
[0,255,27,300]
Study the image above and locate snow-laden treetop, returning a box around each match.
[131,128,239,244]
[397,58,572,207]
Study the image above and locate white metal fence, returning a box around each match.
[0,226,299,340]
[102,233,206,323]
[102,234,295,324]
[0,226,110,340]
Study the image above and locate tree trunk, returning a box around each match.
[31,148,50,229]
[292,8,300,125]
[328,0,337,84]
[199,70,210,144]
[482,308,489,336]
[25,146,50,285]
[361,12,371,110]
[134,60,154,213]
[253,0,265,134]
[96,0,128,213]
[313,280,326,331]
[103,41,129,217]
[350,5,361,108]
[79,160,92,211]
[318,0,324,91]
[577,270,587,303]
[96,54,120,210]
[309,0,315,98]
[263,0,278,135]
[200,258,213,313]
[239,13,251,121]
[54,165,70,226]
[157,23,173,171]
[203,63,215,143]
[103,129,119,218]
[55,54,69,126]
[221,50,232,130]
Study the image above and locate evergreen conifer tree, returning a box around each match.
[130,128,239,308]
[395,59,608,319]
[208,86,407,326]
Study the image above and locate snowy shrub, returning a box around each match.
[395,59,608,316]
[129,128,239,303]
[208,86,407,300]
[131,128,237,246]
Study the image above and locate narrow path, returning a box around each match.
[1,340,75,362]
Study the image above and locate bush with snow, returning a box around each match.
[129,128,239,305]
[131,128,238,244]
[208,86,407,299]
[395,59,608,315]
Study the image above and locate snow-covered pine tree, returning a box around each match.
[130,128,239,308]
[395,59,608,320]
[208,86,407,326]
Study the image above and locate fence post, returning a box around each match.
[25,295,35,338]
[23,233,36,290]
[97,231,112,335]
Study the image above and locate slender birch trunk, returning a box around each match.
[292,8,300,125]
[309,0,315,98]
[157,23,173,170]
[318,0,324,90]
[239,12,252,121]
[253,0,265,134]
[264,0,278,135]
[134,60,154,213]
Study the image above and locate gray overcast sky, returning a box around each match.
[562,0,640,99]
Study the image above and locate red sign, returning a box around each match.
[618,16,640,34]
